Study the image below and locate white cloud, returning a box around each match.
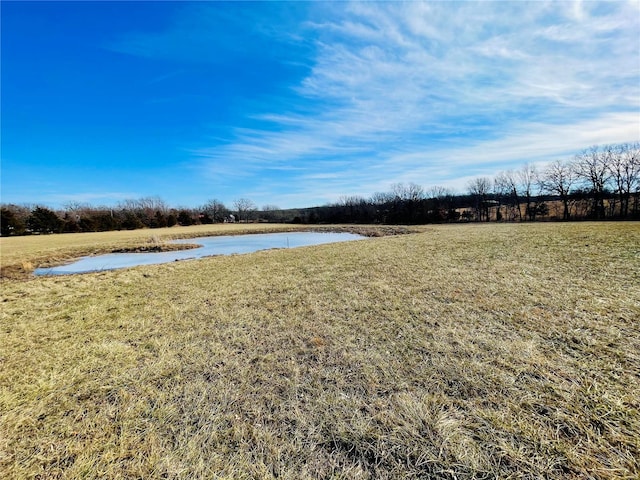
[191,1,638,206]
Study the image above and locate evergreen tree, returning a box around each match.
[27,207,63,234]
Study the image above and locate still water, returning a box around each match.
[34,231,365,275]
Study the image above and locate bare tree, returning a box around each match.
[492,174,508,221]
[262,204,280,212]
[518,164,539,221]
[202,199,229,223]
[467,177,492,221]
[493,172,514,221]
[337,195,367,207]
[494,171,521,221]
[63,201,90,212]
[117,196,169,227]
[575,146,611,219]
[261,204,282,222]
[629,143,640,217]
[141,196,169,213]
[540,159,576,220]
[426,186,453,200]
[425,186,455,220]
[370,191,394,205]
[233,198,257,223]
[391,182,424,201]
[62,201,92,223]
[606,142,640,218]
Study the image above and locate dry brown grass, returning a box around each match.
[1,222,638,479]
[0,224,422,280]
[0,224,311,279]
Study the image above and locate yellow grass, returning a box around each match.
[0,224,312,279]
[1,222,639,479]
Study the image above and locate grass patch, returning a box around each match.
[1,224,413,280]
[1,222,639,478]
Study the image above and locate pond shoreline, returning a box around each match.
[1,225,424,280]
[33,231,371,276]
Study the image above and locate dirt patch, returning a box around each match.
[309,225,426,237]
[110,243,201,253]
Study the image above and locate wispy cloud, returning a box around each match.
[4,1,637,210]
[189,2,637,204]
[109,1,639,206]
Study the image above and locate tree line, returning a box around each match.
[466,142,639,222]
[2,142,638,236]
[289,142,640,224]
[1,197,258,236]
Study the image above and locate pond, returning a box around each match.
[34,231,365,275]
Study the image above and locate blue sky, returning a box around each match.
[2,1,639,209]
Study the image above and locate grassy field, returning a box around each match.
[1,222,638,479]
[0,224,315,279]
[0,224,416,279]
